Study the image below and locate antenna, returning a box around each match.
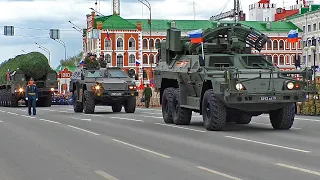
[193,1,196,20]
[234,0,240,24]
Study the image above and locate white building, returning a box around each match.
[249,0,277,21]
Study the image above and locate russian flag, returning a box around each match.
[106,29,111,40]
[187,29,203,44]
[79,60,84,67]
[288,29,298,43]
[136,59,141,66]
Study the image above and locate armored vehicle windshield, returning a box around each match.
[240,55,274,69]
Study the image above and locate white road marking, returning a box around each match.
[84,114,103,117]
[17,109,26,112]
[275,163,320,176]
[260,115,320,122]
[142,112,162,115]
[140,115,163,119]
[110,117,144,122]
[67,125,99,135]
[225,136,310,153]
[250,122,301,130]
[59,111,69,113]
[39,119,61,124]
[0,120,3,123]
[21,115,36,119]
[42,109,56,112]
[0,110,6,112]
[95,170,120,180]
[71,117,91,121]
[112,139,171,158]
[7,112,18,115]
[155,123,206,132]
[197,166,243,180]
[137,108,162,112]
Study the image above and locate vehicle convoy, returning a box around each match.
[70,53,138,114]
[154,22,313,131]
[0,52,58,107]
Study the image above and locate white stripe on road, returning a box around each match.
[155,123,206,133]
[141,112,162,115]
[95,170,120,180]
[0,120,3,123]
[196,166,243,180]
[39,119,61,124]
[84,114,103,117]
[140,115,163,119]
[112,139,171,158]
[42,109,56,112]
[225,136,310,153]
[71,117,91,121]
[275,163,320,176]
[110,117,144,122]
[59,111,69,113]
[7,112,18,115]
[20,115,36,119]
[250,122,301,130]
[67,125,100,135]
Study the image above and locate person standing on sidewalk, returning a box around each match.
[25,77,38,115]
[143,84,152,108]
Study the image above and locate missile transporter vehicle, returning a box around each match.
[154,23,313,131]
[70,64,138,114]
[0,69,58,107]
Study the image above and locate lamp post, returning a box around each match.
[68,21,86,54]
[138,0,152,85]
[89,7,105,16]
[35,42,51,66]
[22,50,26,53]
[53,39,67,61]
[311,37,318,115]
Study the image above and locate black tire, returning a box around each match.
[235,113,252,124]
[202,89,226,131]
[112,104,122,112]
[124,96,136,113]
[172,89,192,125]
[162,87,175,124]
[269,103,295,130]
[10,94,18,107]
[83,91,95,114]
[73,90,83,113]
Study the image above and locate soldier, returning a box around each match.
[143,84,152,108]
[25,77,38,115]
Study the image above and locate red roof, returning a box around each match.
[258,0,270,3]
[275,9,299,21]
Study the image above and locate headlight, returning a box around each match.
[50,88,54,91]
[128,85,136,90]
[19,88,23,92]
[286,82,294,90]
[235,83,244,90]
[95,85,100,90]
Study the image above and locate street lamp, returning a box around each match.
[35,42,51,66]
[138,0,152,85]
[53,39,67,61]
[22,50,26,53]
[89,7,105,16]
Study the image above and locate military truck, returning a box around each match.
[70,54,138,114]
[0,68,58,107]
[154,23,313,131]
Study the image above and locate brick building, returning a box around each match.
[84,11,302,85]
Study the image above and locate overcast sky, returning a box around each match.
[0,0,309,68]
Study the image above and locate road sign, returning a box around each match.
[50,29,60,39]
[4,26,14,36]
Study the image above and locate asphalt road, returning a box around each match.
[1,105,320,180]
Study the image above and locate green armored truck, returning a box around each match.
[154,23,313,131]
[70,53,138,114]
[0,52,58,107]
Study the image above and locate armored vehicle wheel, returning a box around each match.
[202,89,226,131]
[235,113,252,124]
[269,103,295,130]
[83,91,95,114]
[124,96,136,113]
[73,90,83,113]
[10,95,18,107]
[162,87,175,124]
[112,104,122,112]
[172,89,192,125]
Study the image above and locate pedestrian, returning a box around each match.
[143,84,152,108]
[25,77,38,115]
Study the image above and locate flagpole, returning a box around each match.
[201,42,205,61]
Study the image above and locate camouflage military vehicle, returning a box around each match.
[70,54,138,114]
[154,23,313,131]
[0,69,58,107]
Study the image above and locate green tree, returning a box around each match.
[58,51,83,68]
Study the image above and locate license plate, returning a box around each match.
[260,96,277,101]
[111,93,122,96]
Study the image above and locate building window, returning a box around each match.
[143,39,148,49]
[273,55,278,64]
[314,23,317,31]
[279,40,284,50]
[149,39,154,49]
[105,54,112,64]
[149,54,154,64]
[129,54,135,66]
[143,54,148,64]
[308,24,311,32]
[104,39,112,50]
[155,39,161,48]
[117,38,123,50]
[267,41,272,50]
[116,54,123,67]
[303,25,306,32]
[286,55,290,64]
[279,55,285,65]
[128,38,135,50]
[273,40,278,50]
[143,70,147,79]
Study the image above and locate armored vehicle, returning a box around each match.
[0,69,58,107]
[70,57,138,114]
[154,23,313,131]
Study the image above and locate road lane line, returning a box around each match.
[67,125,100,135]
[142,112,162,115]
[84,114,103,117]
[0,120,3,122]
[155,123,206,132]
[112,139,171,158]
[196,166,243,180]
[225,136,310,153]
[275,163,320,176]
[95,170,120,180]
[20,115,36,119]
[250,122,301,130]
[17,109,25,112]
[42,109,56,111]
[140,115,163,119]
[59,111,69,113]
[137,108,162,112]
[39,119,61,124]
[110,117,144,122]
[71,117,91,121]
[7,112,18,115]
[0,110,6,112]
